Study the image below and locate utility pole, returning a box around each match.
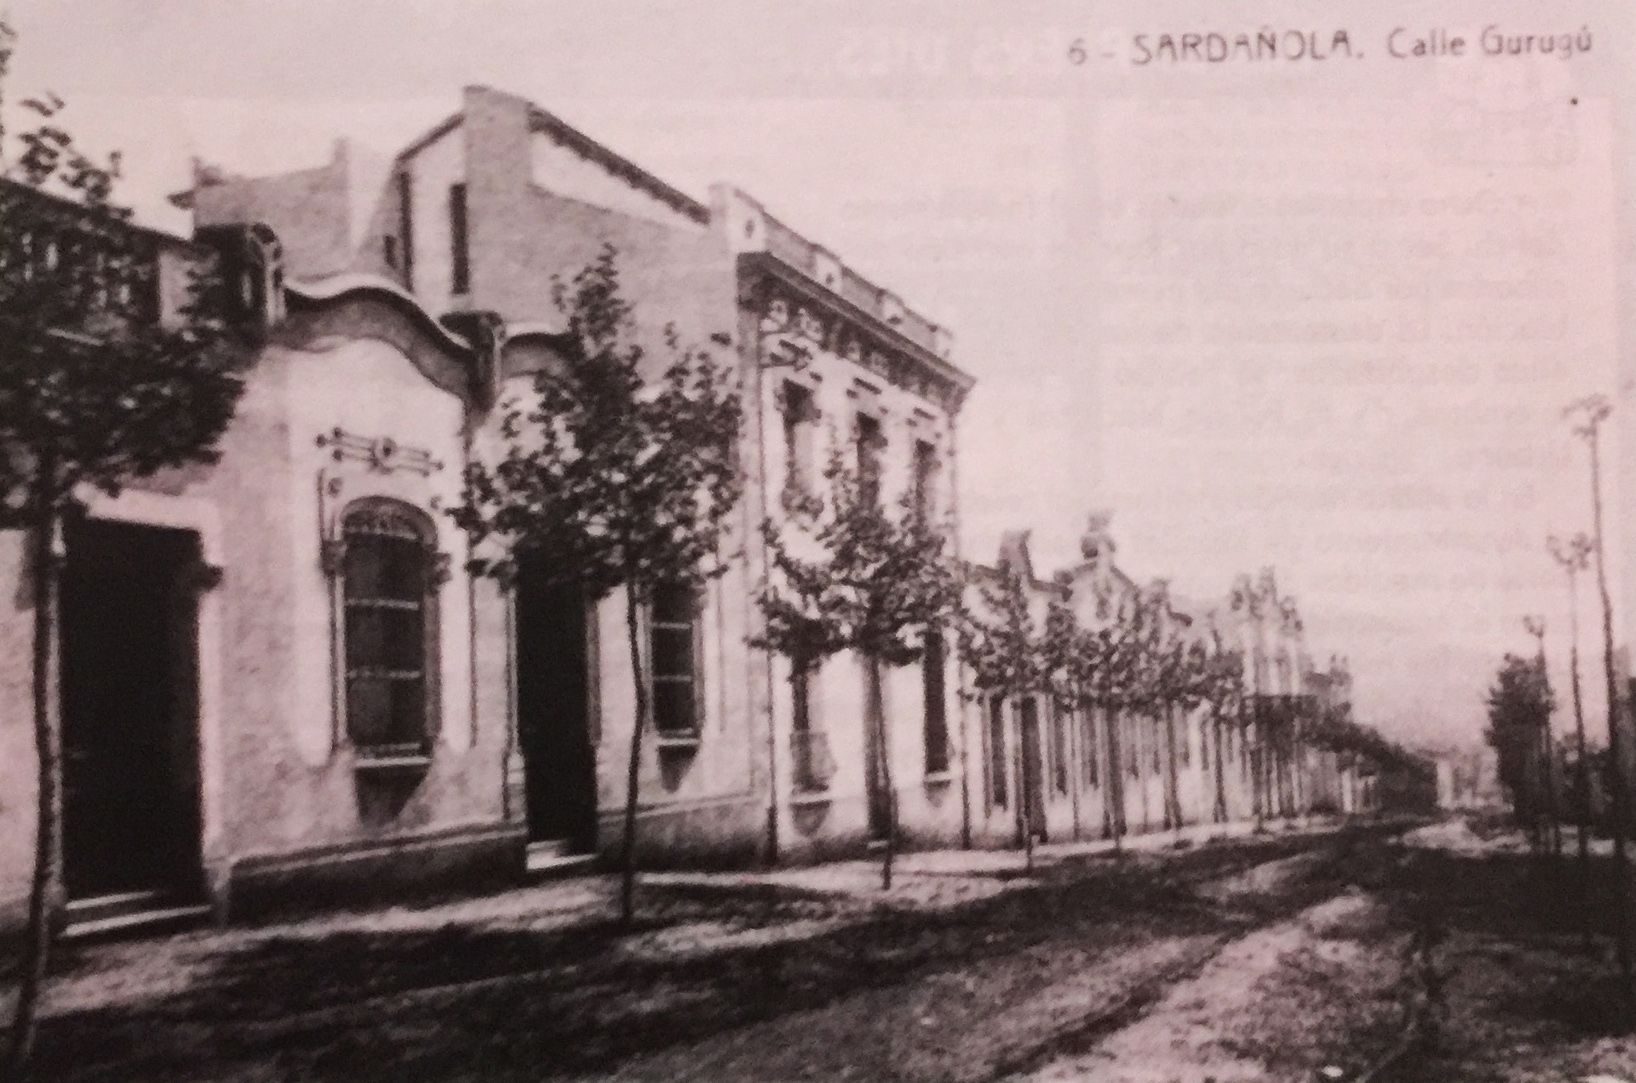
[1523,615,1561,857]
[1566,393,1632,1003]
[1550,531,1596,953]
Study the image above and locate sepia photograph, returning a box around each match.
[0,1,1632,1079]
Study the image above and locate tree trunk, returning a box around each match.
[1104,705,1125,850]
[1163,704,1182,833]
[1569,580,1593,952]
[619,590,648,927]
[1212,708,1229,824]
[1068,703,1082,842]
[6,511,62,1081]
[870,661,897,891]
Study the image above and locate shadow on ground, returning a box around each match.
[20,832,1365,1083]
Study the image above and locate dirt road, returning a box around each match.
[22,824,1414,1082]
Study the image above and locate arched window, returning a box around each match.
[341,499,441,757]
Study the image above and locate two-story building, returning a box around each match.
[177,85,975,873]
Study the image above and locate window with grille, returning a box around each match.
[342,501,438,757]
[923,627,949,774]
[650,583,702,737]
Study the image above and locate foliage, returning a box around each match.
[753,431,959,891]
[0,69,243,526]
[1483,652,1555,817]
[957,562,1044,701]
[454,246,744,924]
[753,445,959,673]
[455,246,742,599]
[1,20,245,1077]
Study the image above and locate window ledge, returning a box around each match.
[789,788,834,807]
[923,771,956,787]
[353,754,432,773]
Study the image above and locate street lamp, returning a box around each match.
[1549,530,1596,951]
[1565,392,1632,996]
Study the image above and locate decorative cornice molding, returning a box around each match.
[739,254,973,415]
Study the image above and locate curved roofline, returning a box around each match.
[286,273,474,357]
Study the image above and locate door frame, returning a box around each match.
[75,490,225,896]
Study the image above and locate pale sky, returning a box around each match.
[6,0,1632,750]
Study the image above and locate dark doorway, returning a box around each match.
[515,564,596,852]
[60,518,204,901]
[1018,696,1048,845]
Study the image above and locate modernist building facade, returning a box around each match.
[0,196,556,929]
[0,89,1371,934]
[181,84,974,876]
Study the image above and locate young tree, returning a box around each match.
[0,23,246,1075]
[1198,619,1245,825]
[1484,653,1555,833]
[959,562,1048,870]
[754,448,960,890]
[455,248,742,925]
[1144,601,1207,834]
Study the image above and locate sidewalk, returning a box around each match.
[646,814,1344,910]
[18,814,1344,1024]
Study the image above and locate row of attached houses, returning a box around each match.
[0,85,1368,933]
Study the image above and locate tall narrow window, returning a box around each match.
[791,663,832,792]
[342,500,438,756]
[912,438,939,520]
[781,382,817,501]
[1082,709,1100,787]
[448,182,470,295]
[650,583,702,737]
[396,171,415,291]
[855,413,884,504]
[1051,700,1069,795]
[987,695,1008,807]
[922,627,949,774]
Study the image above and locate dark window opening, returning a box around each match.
[1083,709,1100,787]
[396,171,415,291]
[781,382,817,499]
[912,438,939,520]
[923,627,948,774]
[987,696,1008,807]
[855,413,884,504]
[449,182,470,295]
[1051,700,1069,795]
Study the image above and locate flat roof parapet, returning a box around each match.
[723,184,952,362]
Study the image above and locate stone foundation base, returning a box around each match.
[221,822,527,921]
